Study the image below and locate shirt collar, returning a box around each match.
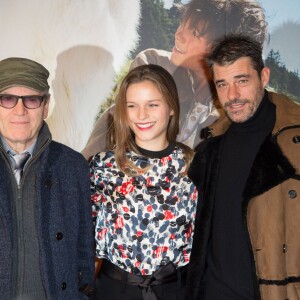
[1,136,36,157]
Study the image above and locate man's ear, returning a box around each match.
[261,67,270,88]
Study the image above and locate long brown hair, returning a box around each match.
[113,64,193,175]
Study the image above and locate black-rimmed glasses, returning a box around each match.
[0,94,46,109]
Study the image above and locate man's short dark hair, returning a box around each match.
[206,34,265,77]
[178,0,267,44]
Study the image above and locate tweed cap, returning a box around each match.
[0,57,50,92]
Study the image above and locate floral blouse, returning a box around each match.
[90,145,198,275]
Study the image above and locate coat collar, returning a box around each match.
[33,121,52,157]
[269,92,300,133]
[206,91,300,198]
[243,136,296,200]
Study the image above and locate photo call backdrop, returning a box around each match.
[1,0,299,153]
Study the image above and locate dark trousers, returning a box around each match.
[92,261,187,300]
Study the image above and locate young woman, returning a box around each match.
[90,64,198,300]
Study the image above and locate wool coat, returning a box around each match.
[186,92,300,300]
[0,122,94,299]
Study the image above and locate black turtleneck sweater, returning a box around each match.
[204,92,276,300]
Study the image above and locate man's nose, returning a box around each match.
[227,84,240,101]
[13,98,27,115]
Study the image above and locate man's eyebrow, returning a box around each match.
[215,74,251,84]
[234,74,250,79]
[214,79,225,85]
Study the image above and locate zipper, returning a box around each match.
[18,137,51,189]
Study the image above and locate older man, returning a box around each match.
[0,57,94,299]
[187,35,300,300]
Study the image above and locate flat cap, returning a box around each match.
[0,57,50,92]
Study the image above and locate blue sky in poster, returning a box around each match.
[259,0,300,32]
[163,0,300,32]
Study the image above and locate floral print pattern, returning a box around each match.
[90,146,197,275]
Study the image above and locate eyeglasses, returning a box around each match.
[0,94,46,109]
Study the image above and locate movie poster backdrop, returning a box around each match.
[1,0,299,156]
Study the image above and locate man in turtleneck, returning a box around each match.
[186,34,300,300]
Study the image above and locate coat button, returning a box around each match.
[45,179,52,188]
[61,282,67,290]
[56,232,63,240]
[283,244,287,253]
[288,190,297,199]
[292,135,300,143]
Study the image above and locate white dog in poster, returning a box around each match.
[0,0,140,151]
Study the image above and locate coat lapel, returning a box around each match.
[0,158,14,241]
[243,137,296,200]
